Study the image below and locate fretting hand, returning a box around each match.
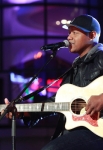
[1,98,23,119]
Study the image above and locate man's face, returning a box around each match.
[67,26,91,55]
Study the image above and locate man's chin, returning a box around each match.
[69,49,76,53]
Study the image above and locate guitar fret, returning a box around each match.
[46,105,49,110]
[59,103,62,109]
[36,104,39,110]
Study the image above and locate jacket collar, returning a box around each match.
[84,43,103,61]
[73,43,103,66]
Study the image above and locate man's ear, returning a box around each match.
[89,31,97,40]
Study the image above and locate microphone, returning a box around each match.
[41,40,69,51]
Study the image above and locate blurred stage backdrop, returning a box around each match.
[0,0,103,149]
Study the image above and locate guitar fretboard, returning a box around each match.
[0,102,70,112]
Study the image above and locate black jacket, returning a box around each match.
[24,43,103,140]
[61,43,103,87]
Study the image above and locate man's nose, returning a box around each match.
[67,34,72,40]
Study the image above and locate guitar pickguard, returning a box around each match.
[72,113,98,127]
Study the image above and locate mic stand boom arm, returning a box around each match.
[15,66,72,102]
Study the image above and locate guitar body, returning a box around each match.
[55,76,103,137]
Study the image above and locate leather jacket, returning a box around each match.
[24,43,103,140]
[61,43,103,87]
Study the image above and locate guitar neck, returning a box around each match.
[0,102,70,112]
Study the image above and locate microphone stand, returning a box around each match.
[11,104,17,150]
[1,64,72,150]
[14,66,72,102]
[0,48,58,150]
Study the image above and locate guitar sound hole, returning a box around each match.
[71,98,86,115]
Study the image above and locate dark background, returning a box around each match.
[0,0,103,149]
